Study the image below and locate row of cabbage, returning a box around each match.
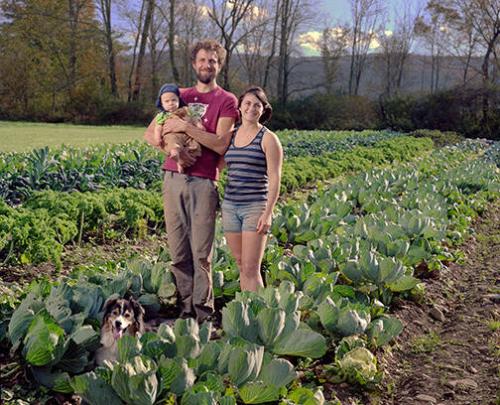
[0,137,433,268]
[4,140,498,404]
[0,130,410,205]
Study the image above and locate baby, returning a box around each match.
[154,83,203,172]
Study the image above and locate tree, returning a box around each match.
[423,0,500,129]
[348,0,384,96]
[207,0,258,90]
[174,0,212,85]
[167,0,180,82]
[235,0,274,87]
[378,1,419,96]
[262,0,281,90]
[0,0,104,117]
[276,0,313,103]
[319,25,350,94]
[414,3,448,93]
[97,0,119,97]
[422,1,479,86]
[452,0,500,129]
[131,0,155,101]
[452,0,500,86]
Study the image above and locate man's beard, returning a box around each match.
[196,70,216,84]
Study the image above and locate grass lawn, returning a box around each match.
[0,121,148,152]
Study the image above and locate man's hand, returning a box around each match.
[162,117,188,134]
[170,146,197,168]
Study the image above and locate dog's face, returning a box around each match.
[101,298,145,345]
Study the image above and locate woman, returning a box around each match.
[222,86,283,292]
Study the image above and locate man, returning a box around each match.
[144,39,238,322]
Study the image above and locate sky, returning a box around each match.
[298,0,424,56]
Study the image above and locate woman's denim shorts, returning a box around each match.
[221,200,267,233]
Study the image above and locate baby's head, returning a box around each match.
[156,83,184,112]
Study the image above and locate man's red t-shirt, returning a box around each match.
[162,86,239,180]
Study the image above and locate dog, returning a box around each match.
[95,297,145,366]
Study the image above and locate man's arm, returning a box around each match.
[144,117,163,149]
[161,116,235,155]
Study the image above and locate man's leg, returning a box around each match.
[187,177,218,322]
[163,172,195,317]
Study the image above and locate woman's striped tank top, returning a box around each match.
[224,126,268,203]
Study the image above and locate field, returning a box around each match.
[0,121,146,152]
[0,125,499,405]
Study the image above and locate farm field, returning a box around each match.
[0,128,499,405]
[0,121,146,152]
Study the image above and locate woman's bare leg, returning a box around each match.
[239,231,267,292]
[225,231,243,275]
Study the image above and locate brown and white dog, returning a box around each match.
[95,297,145,366]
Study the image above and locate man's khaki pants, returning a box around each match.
[162,171,218,322]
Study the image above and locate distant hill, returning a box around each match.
[241,53,487,100]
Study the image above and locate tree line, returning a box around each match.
[0,0,498,137]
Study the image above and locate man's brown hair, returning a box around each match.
[191,39,227,68]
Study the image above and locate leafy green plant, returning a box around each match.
[222,282,327,359]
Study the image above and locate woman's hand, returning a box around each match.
[256,210,272,235]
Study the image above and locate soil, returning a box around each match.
[374,200,500,405]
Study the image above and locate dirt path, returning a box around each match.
[379,201,500,405]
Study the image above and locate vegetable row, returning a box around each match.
[0,137,433,268]
[1,130,414,205]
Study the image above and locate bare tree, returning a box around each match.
[148,5,160,97]
[148,0,174,98]
[175,0,213,85]
[348,0,384,96]
[131,0,154,101]
[422,0,499,127]
[262,0,281,89]
[319,25,350,94]
[235,0,274,87]
[97,0,118,97]
[378,1,419,96]
[123,1,145,101]
[414,3,448,93]
[207,0,258,90]
[423,1,479,86]
[276,0,313,103]
[451,0,500,128]
[168,0,179,82]
[452,0,500,86]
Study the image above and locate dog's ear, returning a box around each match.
[130,297,145,319]
[102,296,118,316]
[130,298,145,333]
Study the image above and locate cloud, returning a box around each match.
[298,31,322,55]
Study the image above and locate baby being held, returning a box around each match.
[154,83,203,172]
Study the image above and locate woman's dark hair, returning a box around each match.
[238,86,273,124]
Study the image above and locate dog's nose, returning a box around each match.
[115,320,122,329]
